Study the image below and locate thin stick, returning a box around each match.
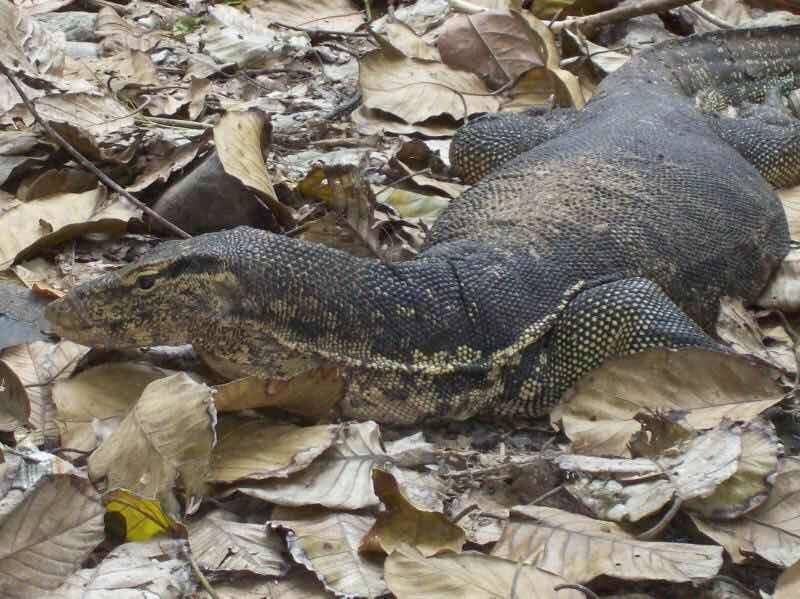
[0,61,191,239]
[687,4,733,28]
[187,550,220,599]
[273,20,370,37]
[551,0,702,32]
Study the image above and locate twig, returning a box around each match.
[0,61,191,239]
[687,3,733,28]
[554,584,600,599]
[528,483,565,506]
[273,20,371,37]
[375,168,432,196]
[551,0,702,32]
[638,496,682,540]
[187,550,219,599]
[136,115,213,130]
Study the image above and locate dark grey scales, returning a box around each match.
[46,27,800,424]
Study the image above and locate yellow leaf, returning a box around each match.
[103,489,184,542]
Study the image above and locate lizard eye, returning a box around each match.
[136,275,156,291]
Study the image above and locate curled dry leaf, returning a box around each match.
[1,340,88,440]
[684,418,780,519]
[128,131,213,193]
[4,93,136,134]
[0,186,138,270]
[691,458,800,567]
[360,468,465,557]
[0,474,105,599]
[0,0,64,81]
[95,6,163,53]
[187,509,288,577]
[209,416,339,483]
[559,421,743,523]
[384,544,584,599]
[438,11,546,89]
[54,538,195,599]
[202,5,286,70]
[233,421,387,510]
[270,505,387,599]
[381,21,440,61]
[53,362,175,455]
[492,505,723,584]
[554,348,784,457]
[88,373,216,506]
[359,45,500,124]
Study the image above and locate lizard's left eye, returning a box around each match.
[136,275,156,290]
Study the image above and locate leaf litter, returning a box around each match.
[0,0,799,597]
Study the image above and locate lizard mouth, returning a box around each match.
[45,294,122,348]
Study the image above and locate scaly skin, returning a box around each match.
[47,26,799,424]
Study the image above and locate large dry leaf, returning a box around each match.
[554,348,784,457]
[234,421,385,510]
[203,5,284,69]
[187,509,288,577]
[759,247,800,313]
[95,6,163,52]
[438,11,545,89]
[381,21,440,61]
[0,0,64,81]
[492,505,723,583]
[4,93,135,134]
[53,362,175,455]
[88,373,216,505]
[250,0,365,32]
[0,474,104,598]
[54,538,195,598]
[0,186,138,270]
[0,340,88,440]
[691,458,800,567]
[560,422,743,523]
[384,544,583,599]
[361,468,465,556]
[775,559,800,599]
[209,416,339,482]
[270,506,387,598]
[198,570,330,599]
[359,46,499,124]
[212,368,344,416]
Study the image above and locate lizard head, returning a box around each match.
[45,234,240,349]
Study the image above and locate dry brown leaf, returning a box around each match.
[127,133,213,193]
[759,247,800,313]
[775,559,800,599]
[212,368,344,417]
[554,348,784,457]
[360,468,465,556]
[250,0,365,32]
[382,21,440,60]
[214,109,293,226]
[0,0,65,82]
[233,421,387,510]
[560,421,743,523]
[717,297,796,374]
[359,45,499,124]
[684,418,780,519]
[270,506,387,598]
[198,570,331,599]
[438,11,545,89]
[352,105,458,137]
[95,6,163,52]
[203,5,285,69]
[492,505,723,583]
[0,474,105,599]
[3,93,135,133]
[54,538,194,599]
[88,373,216,506]
[0,340,88,440]
[384,544,583,599]
[0,186,138,270]
[209,416,339,482]
[691,458,800,567]
[53,362,175,455]
[187,509,288,577]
